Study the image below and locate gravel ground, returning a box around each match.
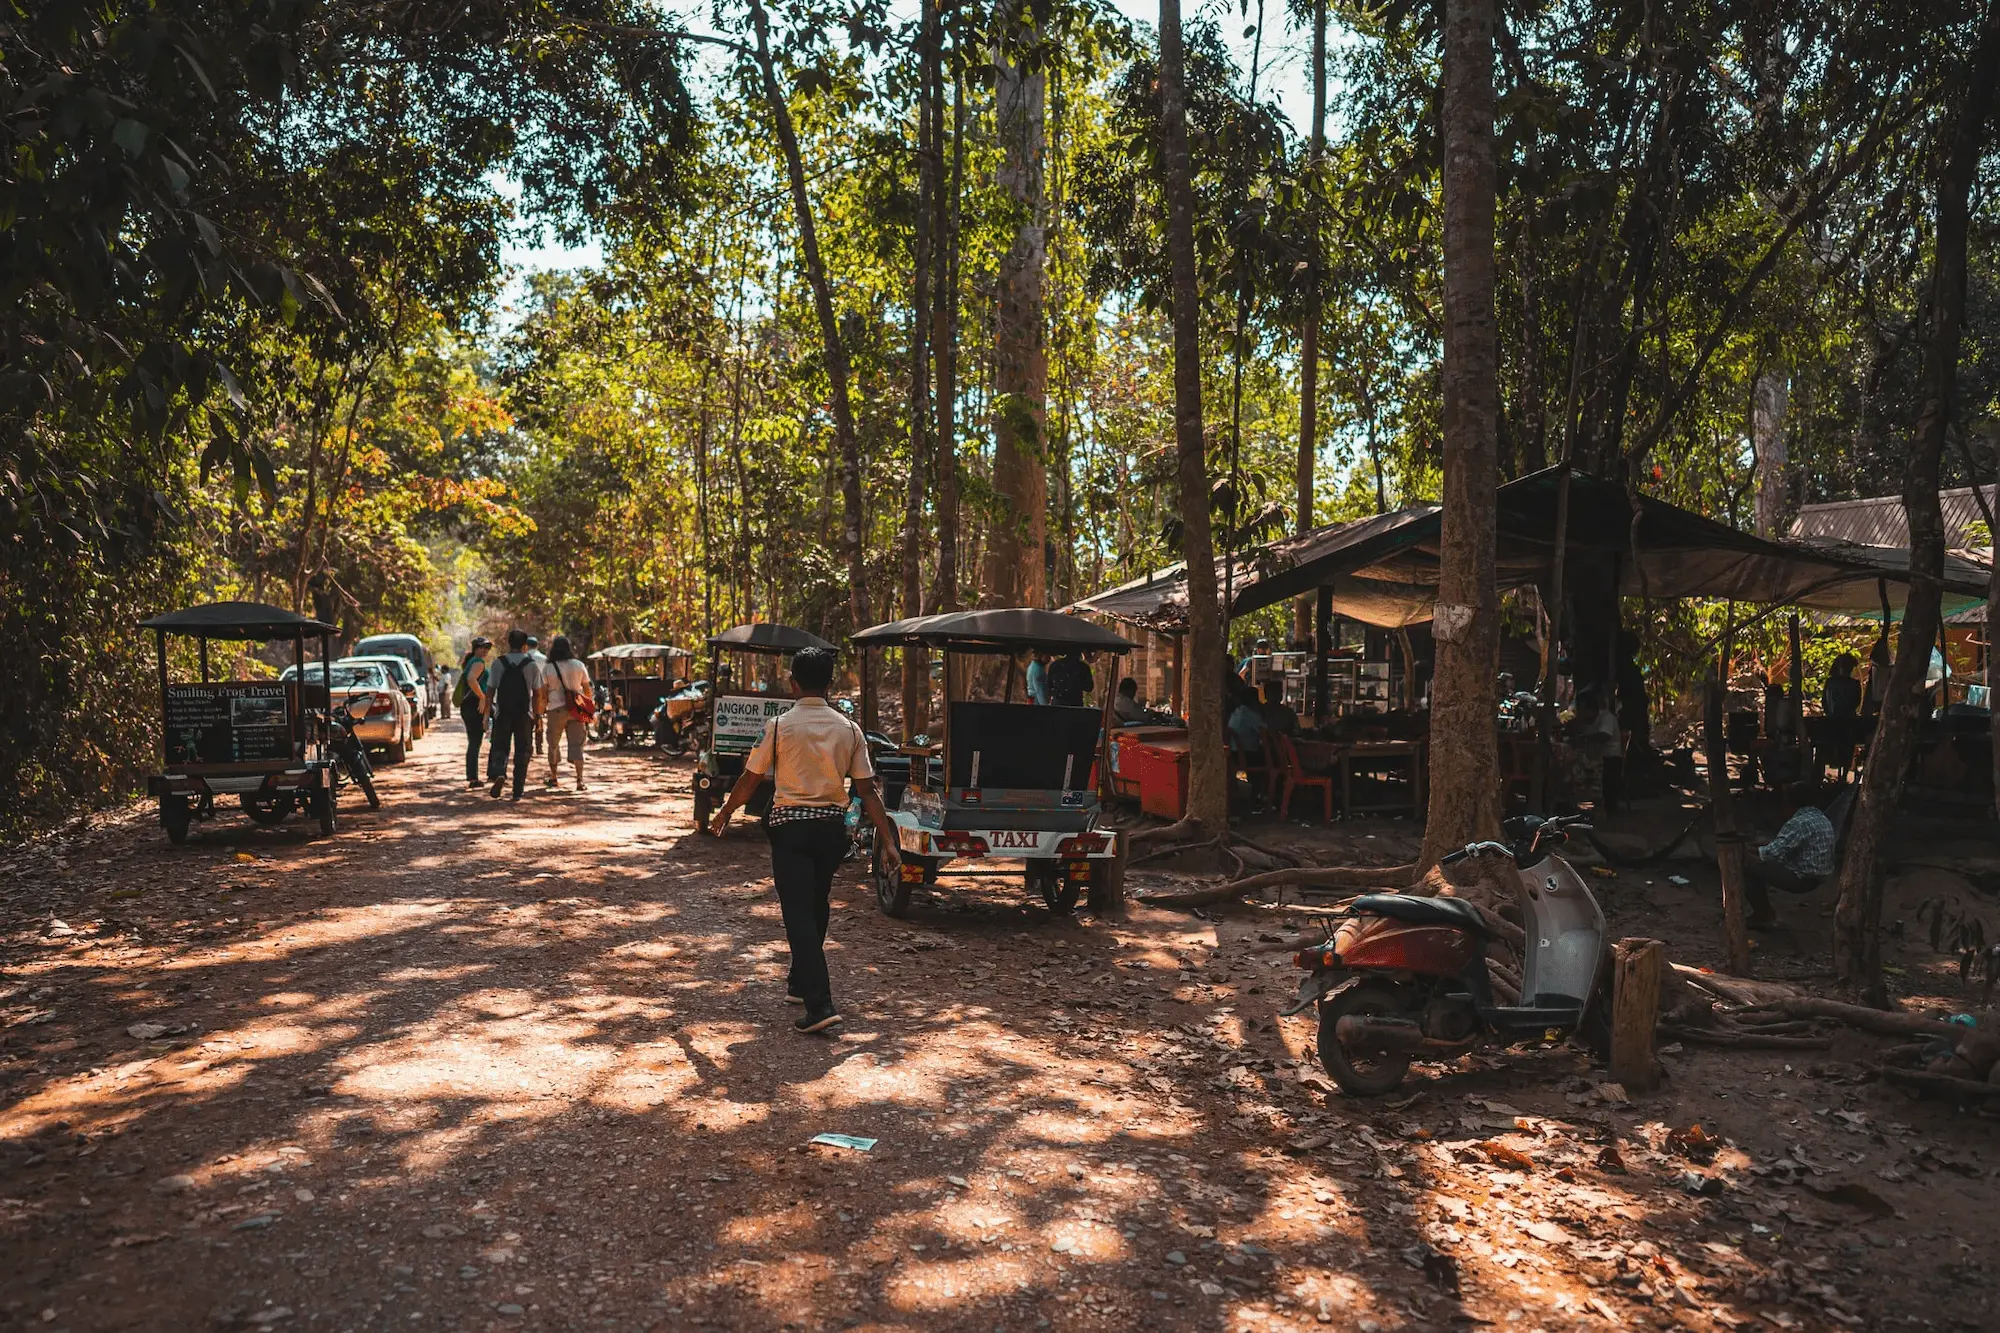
[2,719,1994,1332]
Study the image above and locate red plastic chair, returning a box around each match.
[1271,732,1334,821]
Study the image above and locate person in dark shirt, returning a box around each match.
[1046,651,1093,707]
[1258,679,1299,735]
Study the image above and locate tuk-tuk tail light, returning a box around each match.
[936,833,988,857]
[1056,833,1110,856]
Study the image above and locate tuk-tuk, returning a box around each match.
[140,602,346,843]
[587,643,694,747]
[850,608,1132,918]
[690,622,838,832]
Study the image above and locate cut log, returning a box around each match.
[1669,964,1801,1008]
[1610,939,1665,1093]
[1227,863,1417,895]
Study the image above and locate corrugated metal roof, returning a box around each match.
[1791,486,1996,547]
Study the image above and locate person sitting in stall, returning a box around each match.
[1228,692,1269,754]
[1745,781,1836,929]
[1558,686,1621,809]
[1113,676,1151,725]
[1257,679,1299,736]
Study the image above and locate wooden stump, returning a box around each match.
[1089,829,1129,915]
[1610,937,1666,1093]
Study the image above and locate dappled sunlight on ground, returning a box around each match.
[2,724,1994,1331]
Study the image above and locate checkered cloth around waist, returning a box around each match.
[766,804,846,827]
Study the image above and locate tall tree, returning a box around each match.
[985,1,1051,609]
[1418,0,1502,868]
[902,13,936,732]
[932,54,966,615]
[1158,0,1228,832]
[746,0,872,643]
[1294,0,1328,647]
[1833,0,2000,1001]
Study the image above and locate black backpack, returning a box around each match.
[493,655,532,715]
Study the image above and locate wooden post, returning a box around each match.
[1172,633,1186,720]
[1314,585,1332,724]
[1787,612,1808,776]
[1704,668,1754,975]
[1609,937,1665,1093]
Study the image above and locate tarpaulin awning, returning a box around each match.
[1064,469,1994,631]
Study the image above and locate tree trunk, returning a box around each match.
[748,0,871,637]
[1751,369,1789,538]
[902,28,936,736]
[931,62,965,615]
[1418,0,1503,869]
[1158,0,1228,832]
[1833,3,2000,1001]
[984,1,1048,610]
[1292,0,1327,648]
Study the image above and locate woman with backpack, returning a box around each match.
[540,635,593,792]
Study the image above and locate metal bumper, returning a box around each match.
[150,767,331,799]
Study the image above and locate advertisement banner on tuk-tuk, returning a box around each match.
[711,695,794,754]
[164,683,293,765]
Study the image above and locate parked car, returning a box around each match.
[355,634,436,717]
[341,654,429,740]
[280,662,413,763]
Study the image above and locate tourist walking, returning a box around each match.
[485,629,541,800]
[541,636,591,791]
[456,635,492,788]
[707,647,899,1035]
[527,634,548,758]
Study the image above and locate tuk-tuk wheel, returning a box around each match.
[161,796,191,846]
[1026,860,1079,916]
[874,845,914,918]
[692,783,713,833]
[310,785,337,837]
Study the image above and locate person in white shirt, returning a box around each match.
[709,648,899,1034]
[539,635,592,791]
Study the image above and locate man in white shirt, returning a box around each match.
[709,648,899,1034]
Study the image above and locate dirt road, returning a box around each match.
[2,723,1991,1331]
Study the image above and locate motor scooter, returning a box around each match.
[1284,813,1608,1095]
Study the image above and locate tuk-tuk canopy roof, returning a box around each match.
[588,642,694,661]
[853,608,1134,654]
[139,601,335,640]
[706,623,837,655]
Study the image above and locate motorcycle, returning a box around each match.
[318,700,381,811]
[1285,813,1608,1096]
[651,679,712,755]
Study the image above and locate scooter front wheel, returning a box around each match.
[1316,981,1415,1097]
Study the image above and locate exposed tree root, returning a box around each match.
[1878,1066,2000,1100]
[1663,1026,1832,1050]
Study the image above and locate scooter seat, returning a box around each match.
[1350,893,1495,936]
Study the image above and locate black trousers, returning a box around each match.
[487,710,534,796]
[1745,858,1820,921]
[461,702,485,784]
[768,817,850,1012]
